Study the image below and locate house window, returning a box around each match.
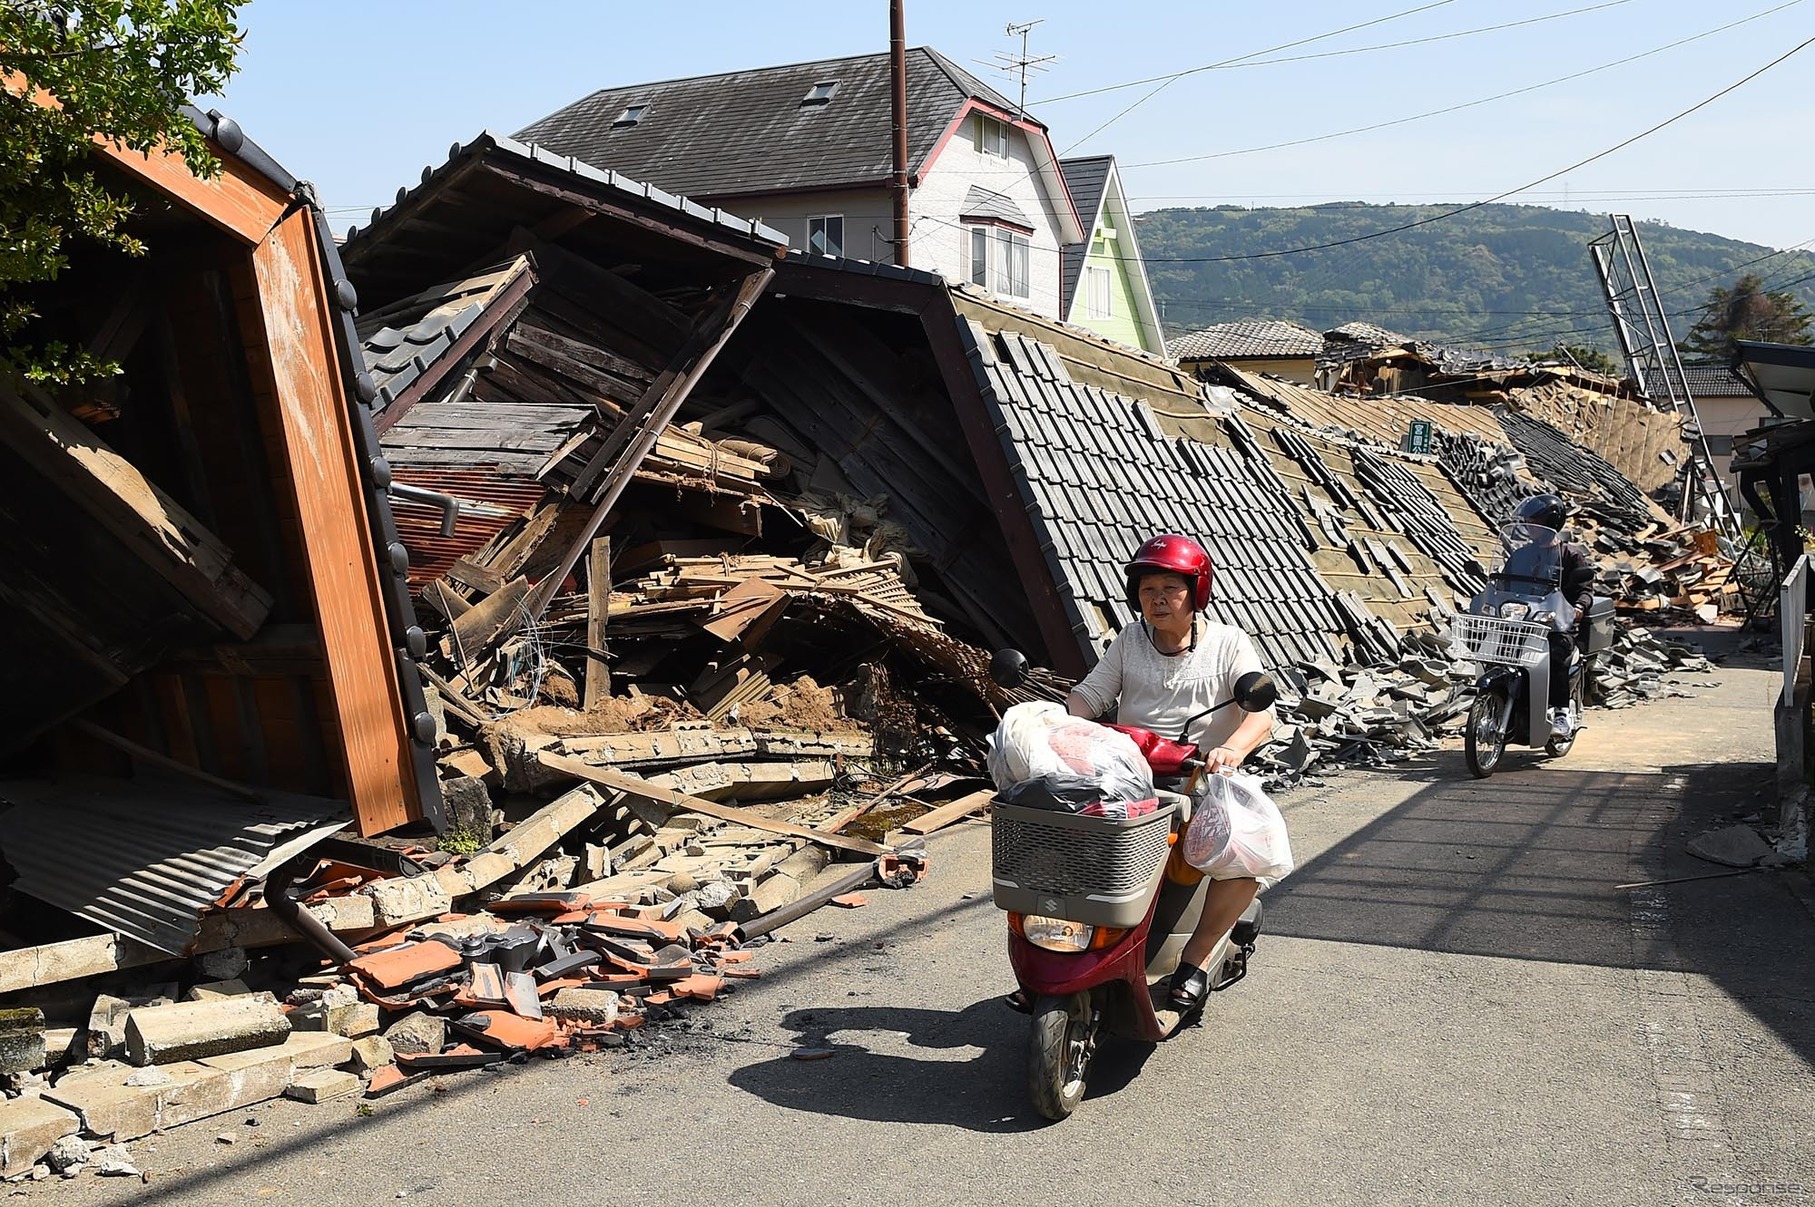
[807,214,844,257]
[1082,266,1112,319]
[966,223,1030,298]
[801,81,838,106]
[974,113,1010,158]
[613,103,650,128]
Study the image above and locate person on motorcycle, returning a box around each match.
[1065,534,1279,1010]
[1509,494,1597,739]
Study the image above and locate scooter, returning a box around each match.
[986,650,1276,1120]
[1455,519,1613,778]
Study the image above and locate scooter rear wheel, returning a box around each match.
[1465,687,1509,779]
[1028,992,1094,1121]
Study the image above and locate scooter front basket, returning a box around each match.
[1453,613,1548,667]
[990,799,1175,928]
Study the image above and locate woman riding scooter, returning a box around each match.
[1065,534,1280,1010]
[1507,494,1598,741]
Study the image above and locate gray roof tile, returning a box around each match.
[513,47,1021,201]
[1170,319,1324,361]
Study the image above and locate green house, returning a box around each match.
[1058,156,1166,356]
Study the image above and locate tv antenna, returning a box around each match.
[977,19,1056,119]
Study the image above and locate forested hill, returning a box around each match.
[1134,203,1815,356]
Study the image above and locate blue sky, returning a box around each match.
[211,0,1815,250]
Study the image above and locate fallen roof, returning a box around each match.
[511,47,1020,200]
[1,777,348,954]
[341,131,787,310]
[1170,319,1325,361]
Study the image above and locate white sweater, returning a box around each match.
[1071,621,1274,752]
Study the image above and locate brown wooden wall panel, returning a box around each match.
[247,212,418,834]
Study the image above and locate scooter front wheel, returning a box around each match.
[1465,686,1510,778]
[1028,992,1095,1121]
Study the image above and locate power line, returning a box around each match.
[1054,0,1465,154]
[1133,35,1815,264]
[1122,0,1807,170]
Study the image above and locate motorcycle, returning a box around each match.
[986,649,1277,1120]
[1454,519,1614,778]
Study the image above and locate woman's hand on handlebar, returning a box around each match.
[1204,746,1243,773]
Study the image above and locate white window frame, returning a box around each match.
[965,222,1030,299]
[1082,265,1112,319]
[974,112,1010,159]
[806,214,844,257]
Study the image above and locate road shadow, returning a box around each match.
[1264,747,1815,1069]
[725,1000,1045,1131]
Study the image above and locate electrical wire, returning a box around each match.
[1123,0,1801,169]
[1132,35,1815,264]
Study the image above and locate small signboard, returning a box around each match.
[1405,419,1433,455]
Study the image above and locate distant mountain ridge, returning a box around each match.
[1133,203,1815,357]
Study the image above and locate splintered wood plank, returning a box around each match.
[584,536,611,710]
[248,210,417,835]
[537,755,892,857]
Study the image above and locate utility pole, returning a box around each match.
[889,0,910,268]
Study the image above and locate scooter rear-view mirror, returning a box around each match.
[989,648,1030,689]
[1233,670,1278,713]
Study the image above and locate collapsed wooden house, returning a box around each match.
[0,110,451,819]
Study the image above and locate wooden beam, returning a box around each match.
[900,789,994,835]
[526,265,775,620]
[247,209,418,835]
[450,577,532,663]
[537,754,893,857]
[584,537,611,710]
[0,382,272,638]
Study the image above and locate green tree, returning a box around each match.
[1542,342,1619,375]
[1677,272,1813,360]
[1,1,243,384]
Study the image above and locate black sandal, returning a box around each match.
[1168,963,1209,1010]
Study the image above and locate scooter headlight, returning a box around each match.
[1499,601,1530,620]
[1020,914,1095,952]
[1532,609,1557,624]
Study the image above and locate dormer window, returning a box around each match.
[801,81,838,106]
[613,103,650,128]
[974,113,1009,158]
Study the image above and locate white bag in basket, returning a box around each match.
[987,701,1153,812]
[1181,769,1294,883]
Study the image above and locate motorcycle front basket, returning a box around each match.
[989,799,1175,928]
[1453,614,1548,668]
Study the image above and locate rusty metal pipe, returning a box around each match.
[890,0,910,268]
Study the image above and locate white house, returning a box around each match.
[514,47,1086,319]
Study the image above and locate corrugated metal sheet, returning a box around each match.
[0,775,349,955]
[387,470,545,587]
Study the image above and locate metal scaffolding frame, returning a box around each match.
[1589,213,1739,538]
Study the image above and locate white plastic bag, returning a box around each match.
[987,701,1154,813]
[1181,769,1294,884]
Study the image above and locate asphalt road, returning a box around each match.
[43,658,1815,1207]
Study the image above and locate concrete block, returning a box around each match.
[84,996,132,1060]
[347,1036,393,1076]
[197,1032,352,1077]
[156,1059,291,1130]
[0,1007,48,1074]
[0,1096,80,1176]
[41,1073,159,1143]
[285,1069,360,1104]
[193,947,250,982]
[363,874,453,928]
[381,1012,445,1057]
[184,979,255,1002]
[124,998,290,1066]
[548,988,619,1027]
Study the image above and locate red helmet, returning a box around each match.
[1124,534,1214,612]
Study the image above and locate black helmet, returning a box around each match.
[1513,493,1566,531]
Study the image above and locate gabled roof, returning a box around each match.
[514,47,1021,200]
[1171,319,1325,361]
[1058,156,1112,312]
